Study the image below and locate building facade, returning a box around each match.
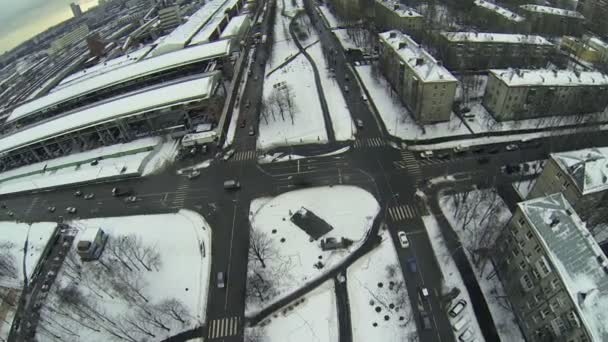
[372,0,423,37]
[519,4,585,36]
[472,0,527,33]
[70,2,83,17]
[527,148,608,238]
[494,193,608,342]
[482,69,608,120]
[158,5,183,33]
[437,32,554,70]
[578,0,608,37]
[48,24,90,55]
[378,30,457,123]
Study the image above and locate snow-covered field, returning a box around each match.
[37,210,212,341]
[438,190,525,342]
[421,215,486,342]
[355,65,471,140]
[348,230,418,342]
[246,186,379,315]
[246,281,339,342]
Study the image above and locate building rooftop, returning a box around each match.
[0,73,220,155]
[440,32,552,45]
[375,0,422,17]
[520,4,585,19]
[7,39,232,124]
[489,69,608,87]
[551,147,608,195]
[474,0,525,22]
[379,30,456,83]
[519,193,608,342]
[220,14,250,39]
[79,227,102,243]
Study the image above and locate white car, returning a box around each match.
[505,144,519,151]
[420,150,434,159]
[398,231,410,248]
[65,207,77,214]
[222,149,235,161]
[84,193,95,200]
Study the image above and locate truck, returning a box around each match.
[112,187,133,197]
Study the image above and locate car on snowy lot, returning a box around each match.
[449,299,467,317]
[398,231,409,248]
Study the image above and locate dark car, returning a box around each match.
[240,119,247,128]
[407,257,417,273]
[420,312,432,330]
[477,157,490,164]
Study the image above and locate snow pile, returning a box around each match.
[348,230,418,342]
[37,210,212,341]
[141,138,180,176]
[421,215,487,342]
[0,222,57,288]
[176,159,213,175]
[438,190,524,342]
[246,281,339,342]
[246,186,380,315]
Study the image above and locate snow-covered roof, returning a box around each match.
[0,73,220,155]
[520,4,585,19]
[489,69,608,87]
[519,193,608,342]
[375,0,422,17]
[79,227,102,242]
[587,36,608,51]
[149,0,238,56]
[7,40,231,124]
[220,14,250,39]
[551,147,608,195]
[379,30,456,83]
[440,31,552,45]
[474,0,525,22]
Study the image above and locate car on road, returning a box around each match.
[222,149,235,161]
[90,159,99,166]
[453,145,468,154]
[112,187,132,197]
[74,190,82,197]
[41,284,50,292]
[47,206,56,213]
[472,147,485,154]
[419,287,430,300]
[361,93,367,101]
[65,207,77,214]
[437,152,450,160]
[344,85,349,92]
[245,100,251,109]
[7,211,14,217]
[217,271,225,288]
[188,170,201,180]
[419,150,434,159]
[505,143,519,151]
[240,119,247,128]
[248,126,256,136]
[419,312,432,330]
[223,179,241,190]
[84,193,95,200]
[397,231,409,248]
[124,196,138,203]
[488,147,499,154]
[449,299,467,317]
[407,257,417,273]
[356,119,364,128]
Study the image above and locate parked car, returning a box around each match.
[66,207,77,214]
[361,94,368,101]
[488,148,499,154]
[188,170,201,180]
[477,157,490,164]
[356,119,364,128]
[124,196,138,203]
[407,257,417,273]
[74,190,83,197]
[449,299,467,317]
[217,271,225,288]
[90,159,99,166]
[420,150,434,159]
[419,312,432,330]
[47,206,56,213]
[397,231,410,248]
[459,328,475,342]
[84,193,95,200]
[437,152,450,160]
[7,211,14,217]
[112,187,132,197]
[419,287,430,300]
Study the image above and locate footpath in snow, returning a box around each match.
[37,210,212,341]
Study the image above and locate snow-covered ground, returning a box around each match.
[513,179,537,199]
[355,65,471,140]
[421,215,486,342]
[37,210,212,341]
[176,159,213,175]
[438,190,525,342]
[0,137,175,195]
[246,186,380,316]
[258,146,351,164]
[0,222,57,288]
[348,230,418,342]
[333,29,375,54]
[0,287,19,340]
[246,281,339,342]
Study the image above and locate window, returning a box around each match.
[532,268,541,279]
[520,273,534,291]
[519,260,527,270]
[518,239,526,249]
[519,218,526,226]
[540,307,551,318]
[551,278,560,290]
[533,293,541,303]
[568,311,581,327]
[536,257,552,277]
[512,248,520,257]
[526,231,534,240]
[550,317,567,336]
[534,244,542,253]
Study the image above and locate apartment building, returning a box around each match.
[472,0,527,33]
[373,0,423,37]
[48,24,90,55]
[482,69,608,120]
[578,0,608,37]
[527,148,608,237]
[494,193,608,342]
[437,32,554,70]
[519,4,585,36]
[378,30,457,123]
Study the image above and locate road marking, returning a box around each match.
[388,204,418,221]
[207,316,240,338]
[233,150,259,161]
[353,137,386,149]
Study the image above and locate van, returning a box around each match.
[452,316,469,332]
[223,179,241,190]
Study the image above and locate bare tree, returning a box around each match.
[249,230,277,269]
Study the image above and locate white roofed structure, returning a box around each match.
[0,73,220,156]
[440,32,551,45]
[520,4,585,19]
[489,69,608,87]
[474,0,525,22]
[551,148,608,195]
[7,39,232,124]
[375,0,422,18]
[220,14,251,40]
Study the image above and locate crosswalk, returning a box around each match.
[207,316,240,339]
[232,150,260,162]
[388,204,419,221]
[395,150,422,177]
[353,137,386,149]
[172,183,189,207]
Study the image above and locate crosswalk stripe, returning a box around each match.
[208,316,240,339]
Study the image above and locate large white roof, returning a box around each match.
[489,69,608,87]
[0,73,219,155]
[474,0,525,22]
[520,193,608,342]
[375,0,422,17]
[441,32,552,45]
[7,40,231,124]
[149,0,238,56]
[551,147,608,195]
[379,30,456,83]
[220,14,250,39]
[520,4,584,19]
